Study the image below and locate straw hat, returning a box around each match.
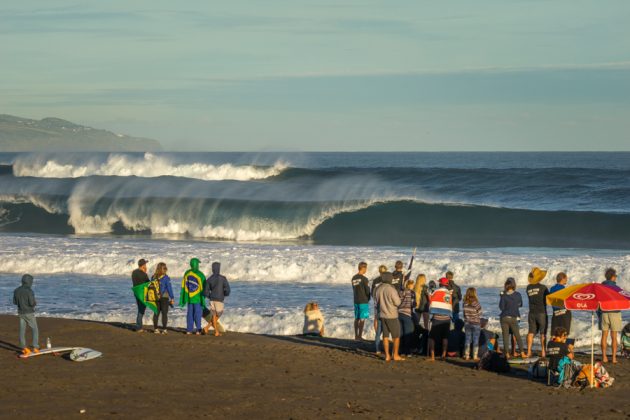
[528,267,547,284]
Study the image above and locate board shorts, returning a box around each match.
[599,312,622,332]
[381,318,401,339]
[354,303,370,320]
[551,309,572,336]
[528,312,548,335]
[209,301,224,318]
[429,318,450,341]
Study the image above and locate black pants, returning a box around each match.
[153,298,170,329]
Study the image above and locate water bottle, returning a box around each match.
[46,337,51,349]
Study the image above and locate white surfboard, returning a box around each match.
[18,347,79,359]
[508,357,539,365]
[69,348,102,362]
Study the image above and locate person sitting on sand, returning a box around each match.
[152,262,174,335]
[372,265,387,354]
[526,267,549,358]
[131,258,150,332]
[398,279,416,356]
[463,287,483,361]
[180,258,206,335]
[499,277,527,359]
[303,302,325,337]
[477,318,499,359]
[13,274,39,355]
[547,326,579,372]
[428,277,452,361]
[374,272,403,361]
[351,261,370,341]
[202,262,231,337]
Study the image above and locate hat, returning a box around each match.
[528,267,547,284]
[439,277,450,286]
[138,258,149,267]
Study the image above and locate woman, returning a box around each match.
[499,277,526,359]
[398,279,416,356]
[152,262,174,334]
[413,274,430,331]
[463,287,483,360]
[303,302,325,337]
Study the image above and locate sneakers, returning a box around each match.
[153,329,160,334]
[161,330,167,335]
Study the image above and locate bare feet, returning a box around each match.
[393,355,405,361]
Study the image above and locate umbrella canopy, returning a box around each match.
[546,283,630,311]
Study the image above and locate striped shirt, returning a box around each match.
[463,300,483,325]
[398,290,416,317]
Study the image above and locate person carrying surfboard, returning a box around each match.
[13,274,39,355]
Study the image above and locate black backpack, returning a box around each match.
[478,351,511,373]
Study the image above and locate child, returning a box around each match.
[303,302,325,336]
[463,287,483,360]
[13,274,39,355]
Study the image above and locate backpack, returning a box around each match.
[146,279,161,302]
[477,351,511,373]
[555,357,580,388]
[528,358,548,381]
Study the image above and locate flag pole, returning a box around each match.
[591,311,594,388]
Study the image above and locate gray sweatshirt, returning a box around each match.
[375,283,402,320]
[13,274,36,315]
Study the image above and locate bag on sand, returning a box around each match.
[528,358,548,380]
[576,362,615,388]
[477,351,510,373]
[556,357,580,388]
[146,279,161,303]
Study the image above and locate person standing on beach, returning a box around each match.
[131,258,150,332]
[446,271,462,323]
[152,262,174,334]
[526,267,549,358]
[463,287,483,361]
[180,258,206,335]
[549,272,572,336]
[499,277,527,359]
[351,262,370,341]
[374,272,403,361]
[372,265,387,354]
[13,274,39,355]
[601,268,622,363]
[413,274,430,330]
[428,277,452,361]
[391,260,405,291]
[398,279,416,356]
[203,262,231,337]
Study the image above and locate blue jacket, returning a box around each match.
[204,262,231,302]
[499,290,522,318]
[549,283,565,310]
[157,274,175,301]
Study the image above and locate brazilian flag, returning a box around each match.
[131,282,159,314]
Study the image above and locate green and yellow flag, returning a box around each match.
[131,282,159,314]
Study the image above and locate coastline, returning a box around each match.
[1,315,628,419]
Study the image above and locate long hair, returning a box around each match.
[304,301,318,313]
[152,262,167,280]
[504,277,516,292]
[464,287,478,305]
[413,274,426,308]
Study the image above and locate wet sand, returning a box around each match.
[0,315,629,419]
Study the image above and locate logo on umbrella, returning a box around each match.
[572,293,595,300]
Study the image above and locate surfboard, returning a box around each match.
[18,347,79,359]
[508,357,539,365]
[69,348,102,362]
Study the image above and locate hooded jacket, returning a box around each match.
[180,258,206,306]
[204,262,231,302]
[13,274,36,315]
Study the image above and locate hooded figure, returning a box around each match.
[13,274,39,352]
[180,258,206,334]
[204,262,231,303]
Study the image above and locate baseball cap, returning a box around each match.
[439,277,450,286]
[138,258,149,267]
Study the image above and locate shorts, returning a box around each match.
[381,318,401,339]
[551,310,572,335]
[354,303,370,320]
[528,312,548,335]
[210,301,224,318]
[599,312,622,332]
[429,319,450,341]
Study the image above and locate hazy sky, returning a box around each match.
[2,1,630,151]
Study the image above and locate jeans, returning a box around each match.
[464,323,481,358]
[19,313,39,349]
[375,319,382,352]
[153,297,170,329]
[399,314,415,355]
[135,297,146,331]
[186,303,202,333]
[500,316,524,355]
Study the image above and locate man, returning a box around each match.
[526,267,549,358]
[547,326,576,373]
[391,260,404,291]
[601,268,623,363]
[550,272,571,335]
[428,277,453,361]
[131,258,150,332]
[374,272,403,361]
[446,271,462,323]
[371,265,387,354]
[203,262,231,337]
[13,274,39,355]
[351,262,371,341]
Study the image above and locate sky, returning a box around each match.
[1,1,630,151]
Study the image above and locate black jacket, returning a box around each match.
[13,274,36,315]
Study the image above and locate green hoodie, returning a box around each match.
[180,258,206,306]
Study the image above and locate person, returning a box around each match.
[374,272,403,361]
[180,258,206,335]
[499,277,526,359]
[203,262,231,337]
[428,277,452,361]
[372,265,387,354]
[151,262,174,334]
[351,262,370,341]
[446,271,462,322]
[303,302,325,336]
[601,268,623,363]
[463,287,483,360]
[428,280,437,294]
[526,267,549,358]
[391,260,404,291]
[413,274,430,331]
[550,272,572,336]
[13,274,39,355]
[398,279,416,356]
[131,258,150,332]
[477,318,499,359]
[547,326,578,373]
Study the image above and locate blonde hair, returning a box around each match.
[413,274,426,308]
[464,287,478,305]
[304,301,319,313]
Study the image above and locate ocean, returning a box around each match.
[0,152,628,349]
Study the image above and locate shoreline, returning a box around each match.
[1,315,629,419]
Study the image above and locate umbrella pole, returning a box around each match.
[591,312,594,389]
